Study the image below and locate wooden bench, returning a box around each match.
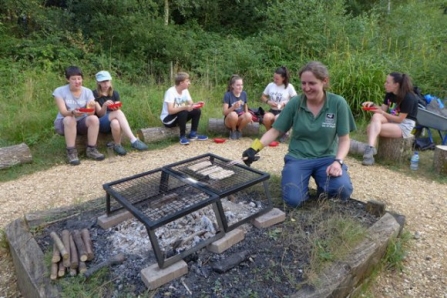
[137,124,192,143]
[75,133,128,151]
[376,136,414,163]
[207,118,260,137]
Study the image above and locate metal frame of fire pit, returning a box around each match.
[162,153,273,232]
[103,168,226,268]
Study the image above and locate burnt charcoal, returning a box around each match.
[212,250,250,273]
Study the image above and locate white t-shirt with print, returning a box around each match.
[160,86,192,121]
[262,83,297,108]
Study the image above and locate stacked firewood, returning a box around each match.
[50,228,94,279]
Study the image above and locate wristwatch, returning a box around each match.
[334,159,343,165]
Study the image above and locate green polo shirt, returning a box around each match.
[273,92,356,159]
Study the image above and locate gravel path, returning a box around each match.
[1,138,446,297]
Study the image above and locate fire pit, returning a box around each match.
[102,153,273,269]
[162,153,273,231]
[103,168,225,268]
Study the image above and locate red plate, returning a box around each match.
[362,106,378,111]
[193,102,205,109]
[214,138,226,143]
[269,141,279,147]
[108,102,122,109]
[78,108,94,113]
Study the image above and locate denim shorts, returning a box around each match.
[99,113,112,133]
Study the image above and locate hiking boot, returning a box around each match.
[113,144,127,156]
[86,146,105,161]
[67,148,80,166]
[362,146,375,166]
[180,136,190,145]
[229,130,238,140]
[131,139,148,151]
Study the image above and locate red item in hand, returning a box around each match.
[269,141,279,147]
[362,106,377,111]
[193,102,205,109]
[78,108,94,113]
[108,102,122,109]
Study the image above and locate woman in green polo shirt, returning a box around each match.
[242,61,356,207]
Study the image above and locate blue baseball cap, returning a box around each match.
[95,71,112,82]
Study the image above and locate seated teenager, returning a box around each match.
[160,72,208,145]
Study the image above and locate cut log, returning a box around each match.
[79,261,87,274]
[69,235,79,269]
[137,124,191,143]
[57,261,65,277]
[61,230,71,268]
[376,136,414,163]
[50,263,58,280]
[207,118,259,137]
[50,231,68,260]
[51,243,61,263]
[81,228,94,261]
[433,145,447,175]
[72,230,88,262]
[349,139,368,156]
[83,253,126,279]
[0,143,33,170]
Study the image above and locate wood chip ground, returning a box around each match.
[1,138,446,297]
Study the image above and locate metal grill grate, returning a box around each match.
[162,153,270,196]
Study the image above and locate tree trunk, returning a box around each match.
[207,118,260,137]
[377,136,414,163]
[433,145,447,175]
[0,143,32,169]
[137,124,191,143]
[164,0,169,25]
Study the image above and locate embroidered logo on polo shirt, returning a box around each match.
[322,113,336,128]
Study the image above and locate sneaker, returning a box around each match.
[235,130,242,140]
[180,136,190,145]
[229,130,238,140]
[131,139,148,151]
[362,146,375,166]
[86,146,105,161]
[188,131,208,141]
[113,144,127,156]
[66,148,80,166]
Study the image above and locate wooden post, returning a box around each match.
[79,261,87,274]
[51,243,61,263]
[377,136,414,163]
[57,261,65,277]
[72,230,88,262]
[137,124,191,143]
[207,118,260,137]
[61,230,71,268]
[81,228,94,261]
[433,145,447,175]
[0,143,33,170]
[50,231,69,260]
[69,235,79,269]
[50,263,58,280]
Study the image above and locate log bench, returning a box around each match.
[207,118,260,137]
[74,133,119,152]
[433,145,447,175]
[137,124,192,143]
[376,135,415,164]
[0,143,33,170]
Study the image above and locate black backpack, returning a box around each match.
[413,86,427,107]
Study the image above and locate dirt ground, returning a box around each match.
[1,138,447,297]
